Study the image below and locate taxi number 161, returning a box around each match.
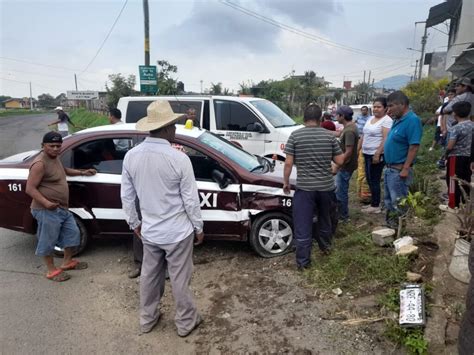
[8,183,22,192]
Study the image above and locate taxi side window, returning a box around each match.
[170,144,221,182]
[214,100,258,131]
[72,138,134,174]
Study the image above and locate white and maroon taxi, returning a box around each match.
[0,124,297,257]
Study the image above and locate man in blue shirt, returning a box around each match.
[383,91,423,228]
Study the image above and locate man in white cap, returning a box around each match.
[120,100,204,336]
[49,107,76,137]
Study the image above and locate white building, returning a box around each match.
[426,0,474,78]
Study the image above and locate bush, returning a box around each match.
[403,78,440,115]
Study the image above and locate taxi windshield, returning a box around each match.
[198,132,262,172]
[250,100,297,128]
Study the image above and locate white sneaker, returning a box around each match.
[438,204,458,213]
[362,206,382,214]
[428,147,434,151]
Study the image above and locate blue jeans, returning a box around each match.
[31,208,80,256]
[293,189,335,268]
[383,168,413,226]
[363,154,385,207]
[335,170,353,220]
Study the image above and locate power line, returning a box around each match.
[0,68,97,84]
[219,0,409,60]
[79,0,128,75]
[325,60,411,78]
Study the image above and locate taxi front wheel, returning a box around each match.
[250,212,294,258]
[54,216,89,257]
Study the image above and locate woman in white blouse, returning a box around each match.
[359,97,393,213]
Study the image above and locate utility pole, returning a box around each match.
[363,70,366,84]
[413,60,419,81]
[417,21,427,80]
[143,0,150,66]
[74,74,78,91]
[29,82,33,111]
[200,80,203,94]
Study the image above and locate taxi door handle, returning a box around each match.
[264,140,272,143]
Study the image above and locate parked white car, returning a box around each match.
[117,96,302,160]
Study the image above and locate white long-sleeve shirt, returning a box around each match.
[121,137,203,245]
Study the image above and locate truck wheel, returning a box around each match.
[54,216,89,257]
[249,212,293,258]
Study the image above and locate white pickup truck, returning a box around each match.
[117,95,302,160]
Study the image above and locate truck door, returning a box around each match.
[212,99,265,155]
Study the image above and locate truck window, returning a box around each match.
[125,100,203,125]
[214,100,258,131]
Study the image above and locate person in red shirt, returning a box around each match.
[320,112,336,131]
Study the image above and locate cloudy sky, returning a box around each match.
[1,0,448,98]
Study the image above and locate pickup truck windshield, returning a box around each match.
[250,100,297,128]
[198,132,261,172]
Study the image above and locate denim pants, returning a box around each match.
[335,170,353,220]
[383,167,413,226]
[363,154,385,207]
[293,189,334,268]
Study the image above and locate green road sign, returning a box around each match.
[139,65,158,93]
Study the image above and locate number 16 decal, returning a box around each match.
[282,198,292,207]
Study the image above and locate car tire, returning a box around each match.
[53,216,89,257]
[249,212,293,258]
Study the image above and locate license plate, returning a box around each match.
[399,284,425,326]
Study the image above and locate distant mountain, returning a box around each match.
[374,75,411,90]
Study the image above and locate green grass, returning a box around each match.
[304,223,410,294]
[69,108,109,132]
[0,109,46,117]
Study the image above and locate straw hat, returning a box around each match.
[136,100,184,132]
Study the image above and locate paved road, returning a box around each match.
[0,113,55,159]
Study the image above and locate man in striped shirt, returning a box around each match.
[283,104,344,270]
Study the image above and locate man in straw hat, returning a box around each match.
[121,100,204,336]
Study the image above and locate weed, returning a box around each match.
[306,226,409,294]
[385,321,428,355]
[69,108,109,131]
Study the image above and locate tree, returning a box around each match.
[0,95,12,108]
[105,74,137,108]
[402,78,440,115]
[37,93,56,108]
[209,82,223,95]
[55,93,67,106]
[157,60,179,95]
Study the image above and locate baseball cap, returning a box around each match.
[54,106,63,111]
[42,131,63,144]
[335,105,353,117]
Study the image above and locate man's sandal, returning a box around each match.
[60,259,88,271]
[46,269,71,282]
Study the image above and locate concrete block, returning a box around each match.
[372,228,396,246]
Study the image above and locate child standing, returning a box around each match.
[446,101,473,209]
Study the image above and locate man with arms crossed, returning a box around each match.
[283,104,344,270]
[26,131,96,282]
[121,100,204,336]
[383,91,422,229]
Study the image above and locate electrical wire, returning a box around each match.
[220,0,409,60]
[79,0,128,76]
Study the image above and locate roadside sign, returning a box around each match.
[67,91,99,100]
[139,65,158,94]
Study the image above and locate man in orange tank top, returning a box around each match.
[26,131,96,282]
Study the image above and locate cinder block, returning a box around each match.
[372,228,396,246]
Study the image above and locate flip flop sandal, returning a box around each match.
[60,259,88,271]
[46,269,71,282]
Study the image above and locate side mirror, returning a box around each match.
[212,169,230,189]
